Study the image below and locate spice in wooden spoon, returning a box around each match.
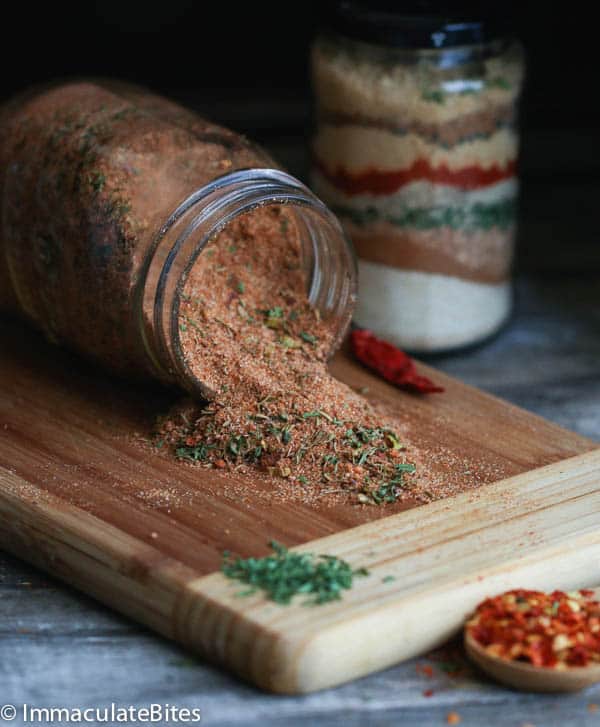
[464,587,600,692]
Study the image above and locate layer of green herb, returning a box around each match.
[421,76,512,104]
[332,197,517,233]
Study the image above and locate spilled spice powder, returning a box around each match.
[156,205,418,505]
[155,204,513,506]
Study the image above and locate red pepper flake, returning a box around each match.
[446,712,461,725]
[422,688,434,697]
[350,329,444,394]
[588,703,599,713]
[415,662,434,678]
[466,588,600,669]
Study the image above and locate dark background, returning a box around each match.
[2,2,598,274]
[2,3,598,134]
[4,3,599,128]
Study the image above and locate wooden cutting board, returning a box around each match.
[1,317,599,693]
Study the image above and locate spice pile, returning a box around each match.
[222,541,368,604]
[156,205,419,505]
[466,589,600,669]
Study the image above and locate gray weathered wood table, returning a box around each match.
[1,133,599,726]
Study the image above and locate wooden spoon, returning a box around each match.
[464,587,600,692]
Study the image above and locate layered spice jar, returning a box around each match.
[0,81,356,395]
[311,2,525,352]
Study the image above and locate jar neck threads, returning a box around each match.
[137,168,357,397]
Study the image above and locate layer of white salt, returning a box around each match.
[354,261,511,352]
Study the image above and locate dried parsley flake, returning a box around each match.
[222,541,369,605]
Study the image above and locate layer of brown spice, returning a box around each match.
[317,104,517,149]
[349,224,514,284]
[157,205,419,505]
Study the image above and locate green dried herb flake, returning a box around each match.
[88,171,106,193]
[302,409,334,422]
[394,462,417,474]
[421,89,445,104]
[222,541,369,605]
[279,335,301,349]
[300,331,317,345]
[263,306,284,319]
[175,443,212,462]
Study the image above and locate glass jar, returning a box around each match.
[311,2,525,353]
[0,81,356,397]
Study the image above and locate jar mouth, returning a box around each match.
[138,168,357,399]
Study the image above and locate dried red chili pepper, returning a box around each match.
[350,329,444,394]
[466,588,600,669]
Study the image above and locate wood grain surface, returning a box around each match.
[0,316,598,693]
[190,449,600,692]
[1,272,599,722]
[0,317,594,566]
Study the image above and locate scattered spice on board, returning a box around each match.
[221,541,368,605]
[466,589,600,668]
[350,329,444,394]
[157,207,418,505]
[446,712,461,725]
[155,205,511,506]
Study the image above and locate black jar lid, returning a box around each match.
[320,1,514,49]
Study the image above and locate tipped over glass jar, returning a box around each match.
[311,1,525,353]
[0,81,356,396]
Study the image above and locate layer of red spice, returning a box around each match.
[466,588,600,668]
[314,157,518,195]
